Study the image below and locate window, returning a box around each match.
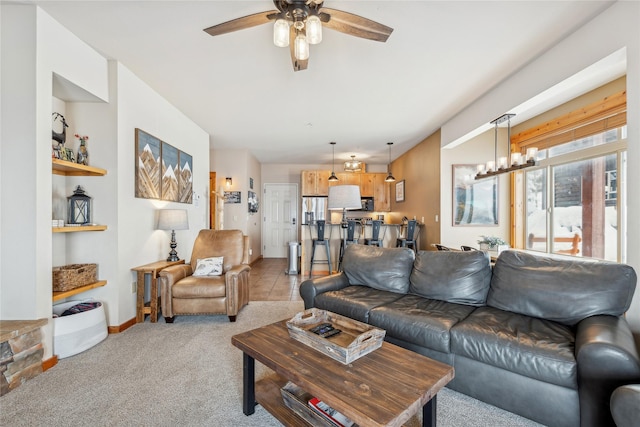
[524,143,625,261]
[513,89,627,262]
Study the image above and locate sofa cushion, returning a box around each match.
[487,250,637,326]
[369,294,476,353]
[450,306,577,389]
[314,286,404,323]
[409,251,492,306]
[342,244,415,294]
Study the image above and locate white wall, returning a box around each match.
[1,5,110,357]
[211,148,263,262]
[0,5,209,358]
[114,62,209,324]
[441,1,640,336]
[440,129,511,249]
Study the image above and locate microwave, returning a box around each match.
[359,198,374,211]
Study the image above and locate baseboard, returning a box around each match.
[250,255,264,266]
[42,355,58,372]
[42,317,135,370]
[107,317,136,334]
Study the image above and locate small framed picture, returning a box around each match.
[224,191,241,204]
[395,180,405,203]
[248,190,258,213]
[249,177,254,190]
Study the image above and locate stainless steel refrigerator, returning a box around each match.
[301,196,328,225]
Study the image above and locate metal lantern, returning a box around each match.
[67,185,92,225]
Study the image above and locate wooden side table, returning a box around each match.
[131,260,185,323]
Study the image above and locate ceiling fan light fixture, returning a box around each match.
[306,15,322,45]
[273,19,290,47]
[294,33,309,60]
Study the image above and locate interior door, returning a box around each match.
[263,183,298,258]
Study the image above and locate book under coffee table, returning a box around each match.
[231,318,454,427]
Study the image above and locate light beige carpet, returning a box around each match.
[0,301,543,426]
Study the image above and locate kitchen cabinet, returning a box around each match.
[373,174,391,212]
[301,170,390,210]
[301,170,316,196]
[301,170,331,196]
[360,173,375,197]
[335,172,360,186]
[315,170,331,195]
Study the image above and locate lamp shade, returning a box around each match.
[157,209,189,231]
[328,185,361,211]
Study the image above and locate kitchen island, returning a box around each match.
[300,221,421,277]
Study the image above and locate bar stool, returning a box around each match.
[364,220,384,247]
[309,220,332,278]
[396,219,418,252]
[338,220,360,271]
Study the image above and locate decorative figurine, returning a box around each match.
[52,112,68,159]
[75,133,89,165]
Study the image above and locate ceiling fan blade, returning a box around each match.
[289,26,308,72]
[321,8,393,42]
[203,10,278,37]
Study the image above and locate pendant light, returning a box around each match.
[385,142,396,182]
[328,142,339,182]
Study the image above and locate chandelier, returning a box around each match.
[344,155,362,172]
[475,113,538,180]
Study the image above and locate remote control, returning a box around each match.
[309,323,332,334]
[320,328,341,338]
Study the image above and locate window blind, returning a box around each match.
[512,90,626,151]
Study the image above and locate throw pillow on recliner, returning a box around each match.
[193,257,224,277]
[342,244,415,294]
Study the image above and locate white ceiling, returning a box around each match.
[32,0,620,166]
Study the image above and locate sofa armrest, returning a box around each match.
[159,264,193,317]
[575,315,640,427]
[224,264,251,316]
[611,384,640,427]
[300,273,350,309]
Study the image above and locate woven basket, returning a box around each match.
[52,264,97,292]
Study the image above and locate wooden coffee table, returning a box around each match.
[231,319,454,427]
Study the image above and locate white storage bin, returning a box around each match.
[53,300,107,359]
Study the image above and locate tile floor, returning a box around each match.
[249,258,305,302]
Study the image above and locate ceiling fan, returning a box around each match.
[203,0,393,71]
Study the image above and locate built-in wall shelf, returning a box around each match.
[52,280,107,302]
[52,159,107,176]
[53,225,107,233]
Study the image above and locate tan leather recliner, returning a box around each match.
[159,229,250,322]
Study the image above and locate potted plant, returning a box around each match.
[477,236,507,251]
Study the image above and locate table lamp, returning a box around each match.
[157,209,189,261]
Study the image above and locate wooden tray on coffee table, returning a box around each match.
[286,308,385,364]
